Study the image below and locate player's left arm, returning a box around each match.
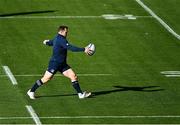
[67,43,92,55]
[67,43,85,52]
[61,40,85,52]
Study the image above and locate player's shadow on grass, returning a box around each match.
[36,86,164,99]
[0,10,56,17]
[91,86,164,97]
[36,93,76,99]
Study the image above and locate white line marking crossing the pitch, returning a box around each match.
[161,71,180,77]
[0,73,112,77]
[164,75,180,77]
[2,66,18,85]
[1,115,180,120]
[0,14,152,20]
[135,0,180,40]
[25,105,42,125]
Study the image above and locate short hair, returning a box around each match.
[58,25,68,31]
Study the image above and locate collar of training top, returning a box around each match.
[58,33,66,39]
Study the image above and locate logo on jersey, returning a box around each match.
[50,69,55,73]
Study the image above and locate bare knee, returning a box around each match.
[63,69,78,81]
[70,74,78,81]
[41,76,52,83]
[41,71,53,83]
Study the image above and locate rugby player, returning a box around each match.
[27,25,92,99]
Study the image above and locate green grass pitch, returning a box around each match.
[0,0,180,124]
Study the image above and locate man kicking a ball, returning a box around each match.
[27,25,92,99]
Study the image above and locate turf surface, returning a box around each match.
[0,0,180,124]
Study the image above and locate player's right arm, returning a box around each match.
[43,40,53,46]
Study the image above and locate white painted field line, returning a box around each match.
[0,15,152,20]
[2,66,18,85]
[161,71,180,77]
[1,15,101,19]
[135,0,180,40]
[0,73,112,77]
[165,75,180,77]
[161,71,180,75]
[25,105,42,125]
[37,115,180,118]
[1,115,180,120]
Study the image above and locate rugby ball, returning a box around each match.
[87,43,96,56]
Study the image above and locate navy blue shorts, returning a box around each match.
[47,61,71,74]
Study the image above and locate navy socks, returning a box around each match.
[72,81,83,94]
[30,79,82,94]
[30,79,43,92]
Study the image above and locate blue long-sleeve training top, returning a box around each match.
[46,34,85,63]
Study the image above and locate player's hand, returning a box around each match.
[84,45,92,55]
[43,40,49,45]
